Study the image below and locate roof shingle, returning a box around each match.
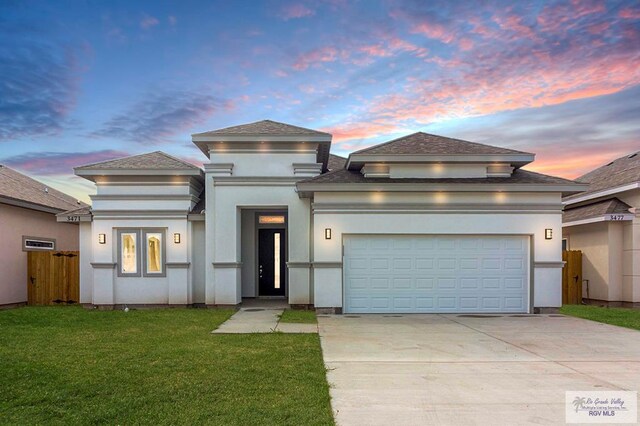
[193,119,330,137]
[299,167,576,185]
[565,151,640,200]
[328,153,347,171]
[0,165,85,212]
[351,132,532,156]
[563,198,632,223]
[75,151,202,171]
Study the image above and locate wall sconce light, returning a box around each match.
[173,233,181,244]
[98,233,106,244]
[325,228,332,240]
[545,229,553,240]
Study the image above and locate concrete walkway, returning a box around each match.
[318,314,640,426]
[212,306,317,334]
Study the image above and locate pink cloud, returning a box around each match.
[4,150,131,175]
[140,15,159,29]
[537,0,605,33]
[411,21,455,44]
[458,38,474,51]
[292,46,340,70]
[279,3,315,20]
[619,7,640,19]
[493,13,538,40]
[360,44,392,57]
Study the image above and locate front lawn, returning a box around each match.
[279,309,317,324]
[0,307,333,425]
[560,305,640,331]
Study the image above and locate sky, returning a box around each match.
[1,0,639,203]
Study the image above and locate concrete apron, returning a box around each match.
[212,307,317,333]
[318,314,640,426]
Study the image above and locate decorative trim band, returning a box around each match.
[534,261,566,268]
[312,261,343,268]
[286,262,311,268]
[313,209,561,215]
[166,262,191,269]
[212,262,243,268]
[91,262,116,269]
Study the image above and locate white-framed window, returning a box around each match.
[143,230,165,277]
[118,230,140,277]
[23,236,56,251]
[116,229,166,277]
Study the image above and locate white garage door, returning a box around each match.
[344,235,530,313]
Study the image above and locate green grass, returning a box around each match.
[0,306,334,425]
[279,309,317,324]
[560,305,640,331]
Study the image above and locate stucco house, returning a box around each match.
[0,165,82,307]
[562,152,640,307]
[61,120,585,313]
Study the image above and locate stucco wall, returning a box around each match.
[312,191,564,309]
[0,204,79,305]
[620,191,640,303]
[563,222,612,301]
[206,182,312,305]
[562,188,640,303]
[191,220,206,304]
[90,218,190,305]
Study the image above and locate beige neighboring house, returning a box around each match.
[563,151,640,307]
[0,165,83,307]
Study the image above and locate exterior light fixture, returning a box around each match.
[545,229,553,240]
[325,228,332,240]
[173,233,181,244]
[98,234,106,244]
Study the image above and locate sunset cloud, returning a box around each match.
[140,15,159,29]
[3,150,130,175]
[91,90,234,143]
[279,3,315,20]
[0,31,84,141]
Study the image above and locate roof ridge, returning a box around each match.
[153,151,201,169]
[578,152,640,181]
[193,119,331,136]
[350,131,533,156]
[516,168,578,184]
[75,151,201,170]
[0,166,82,209]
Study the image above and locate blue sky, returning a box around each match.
[1,0,639,202]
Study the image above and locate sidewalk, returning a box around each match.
[212,306,317,334]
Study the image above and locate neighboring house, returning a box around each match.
[63,120,585,313]
[562,152,640,307]
[0,165,83,307]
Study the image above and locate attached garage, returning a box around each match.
[343,235,531,313]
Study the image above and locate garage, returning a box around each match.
[343,235,530,313]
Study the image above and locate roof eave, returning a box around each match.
[563,181,640,206]
[296,182,587,198]
[75,168,204,180]
[345,153,536,170]
[563,213,635,228]
[0,195,68,214]
[192,134,332,143]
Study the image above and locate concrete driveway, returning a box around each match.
[318,314,640,425]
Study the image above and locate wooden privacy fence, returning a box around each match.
[27,251,80,305]
[562,250,582,305]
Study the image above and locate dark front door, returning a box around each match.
[258,228,286,296]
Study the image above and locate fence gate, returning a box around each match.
[562,250,582,305]
[27,251,80,305]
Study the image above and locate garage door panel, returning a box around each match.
[344,235,529,313]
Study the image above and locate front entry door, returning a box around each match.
[258,228,286,296]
